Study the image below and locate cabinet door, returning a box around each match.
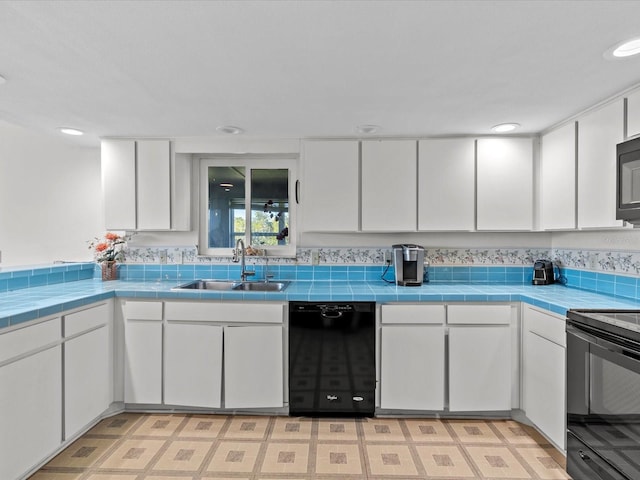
[361,140,417,231]
[0,346,62,480]
[224,325,283,409]
[137,140,171,230]
[65,326,111,439]
[124,320,162,404]
[477,138,533,230]
[449,326,511,411]
[164,323,223,408]
[380,326,444,410]
[628,89,640,139]
[301,140,359,231]
[524,331,565,449]
[540,122,577,230]
[418,138,475,231]
[577,99,625,228]
[101,139,136,230]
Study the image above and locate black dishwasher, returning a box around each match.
[289,302,375,416]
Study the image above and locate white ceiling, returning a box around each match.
[1,0,640,147]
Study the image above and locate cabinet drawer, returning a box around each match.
[165,301,284,323]
[381,304,445,324]
[0,318,61,363]
[64,302,109,337]
[447,304,511,325]
[524,306,565,346]
[125,301,163,320]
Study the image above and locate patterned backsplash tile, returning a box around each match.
[122,245,640,277]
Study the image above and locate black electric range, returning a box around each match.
[566,309,640,480]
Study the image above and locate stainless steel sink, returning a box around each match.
[172,279,290,292]
[172,280,240,291]
[232,281,290,292]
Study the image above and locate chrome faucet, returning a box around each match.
[232,239,255,281]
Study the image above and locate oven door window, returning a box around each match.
[567,329,640,479]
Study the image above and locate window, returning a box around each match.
[199,157,296,256]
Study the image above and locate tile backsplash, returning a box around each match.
[124,245,640,275]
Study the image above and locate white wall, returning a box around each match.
[0,121,103,266]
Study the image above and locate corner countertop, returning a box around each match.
[2,278,640,330]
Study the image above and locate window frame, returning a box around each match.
[198,155,297,257]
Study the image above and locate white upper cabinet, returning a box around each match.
[137,140,171,230]
[627,89,640,139]
[577,99,624,229]
[476,137,533,230]
[102,139,136,230]
[301,140,359,232]
[361,140,417,231]
[540,122,577,230]
[418,138,475,231]
[101,139,191,231]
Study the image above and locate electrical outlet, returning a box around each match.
[159,249,167,264]
[176,251,184,264]
[384,250,393,264]
[311,250,320,265]
[589,253,598,270]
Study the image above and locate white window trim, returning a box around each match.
[198,155,297,257]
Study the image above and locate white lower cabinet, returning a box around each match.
[124,301,163,404]
[523,305,566,450]
[164,322,223,408]
[0,319,62,480]
[380,304,445,410]
[63,302,112,440]
[224,325,284,409]
[448,305,512,412]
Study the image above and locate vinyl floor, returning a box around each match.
[29,412,571,480]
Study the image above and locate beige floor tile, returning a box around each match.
[151,439,212,472]
[178,414,227,439]
[361,417,406,442]
[99,438,166,470]
[130,413,185,437]
[270,417,313,440]
[86,413,142,437]
[222,416,270,440]
[29,473,83,480]
[492,420,541,445]
[46,438,116,468]
[415,444,476,478]
[405,418,455,443]
[448,420,503,444]
[464,445,532,479]
[316,418,359,441]
[260,442,310,474]
[365,444,419,476]
[315,443,363,475]
[145,476,196,480]
[84,475,139,480]
[516,445,572,479]
[205,440,261,473]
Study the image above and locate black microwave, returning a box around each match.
[617,136,640,224]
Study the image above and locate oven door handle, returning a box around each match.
[568,324,640,365]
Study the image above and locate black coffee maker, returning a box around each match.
[532,259,555,285]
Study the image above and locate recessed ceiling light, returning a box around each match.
[491,123,520,133]
[59,127,84,136]
[356,124,380,134]
[605,37,640,59]
[216,125,244,135]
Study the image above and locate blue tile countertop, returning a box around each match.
[2,278,640,330]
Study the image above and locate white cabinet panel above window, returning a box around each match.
[627,89,640,140]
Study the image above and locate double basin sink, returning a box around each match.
[172,279,290,292]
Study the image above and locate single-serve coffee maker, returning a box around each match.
[392,244,425,286]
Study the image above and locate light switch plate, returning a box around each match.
[159,249,167,264]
